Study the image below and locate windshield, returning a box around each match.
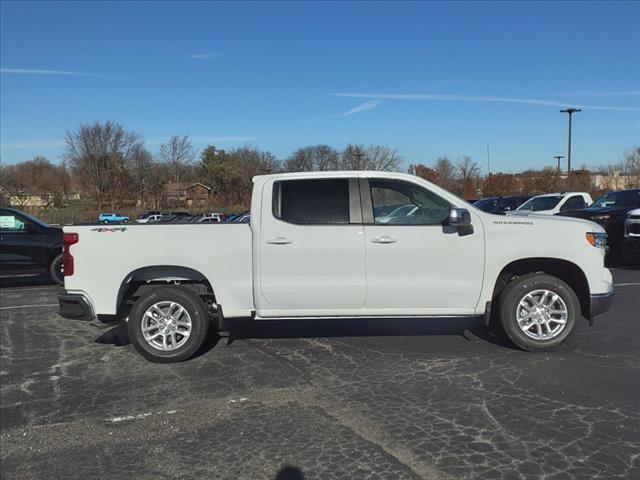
[517,195,563,211]
[474,198,498,212]
[592,190,640,208]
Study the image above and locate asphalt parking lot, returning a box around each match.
[1,270,639,480]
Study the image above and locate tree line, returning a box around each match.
[1,121,639,214]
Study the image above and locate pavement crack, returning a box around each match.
[312,396,451,480]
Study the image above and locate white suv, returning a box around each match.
[513,192,592,215]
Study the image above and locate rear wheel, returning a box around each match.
[49,253,64,286]
[498,273,579,352]
[127,286,210,362]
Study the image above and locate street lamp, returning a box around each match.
[553,155,565,174]
[560,108,581,189]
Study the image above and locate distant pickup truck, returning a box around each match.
[58,171,613,362]
[98,213,130,223]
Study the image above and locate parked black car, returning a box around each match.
[0,208,64,284]
[473,195,532,214]
[557,189,640,263]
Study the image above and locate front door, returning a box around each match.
[257,177,366,316]
[361,178,485,315]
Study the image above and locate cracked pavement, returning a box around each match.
[1,269,639,479]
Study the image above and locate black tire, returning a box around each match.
[49,253,64,286]
[498,273,579,352]
[127,286,210,363]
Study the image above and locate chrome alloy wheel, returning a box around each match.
[516,289,568,340]
[141,301,192,351]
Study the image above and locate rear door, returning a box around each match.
[257,177,366,315]
[0,211,45,274]
[361,178,485,315]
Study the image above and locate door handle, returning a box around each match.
[267,236,293,245]
[371,235,397,244]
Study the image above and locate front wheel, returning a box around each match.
[498,273,579,352]
[49,253,64,286]
[127,286,210,362]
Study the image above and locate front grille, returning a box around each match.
[630,223,640,235]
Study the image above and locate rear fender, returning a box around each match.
[116,265,214,314]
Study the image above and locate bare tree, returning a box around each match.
[365,145,402,171]
[64,121,141,211]
[285,145,339,172]
[340,144,368,170]
[130,144,154,207]
[456,156,480,182]
[433,155,457,191]
[456,155,481,198]
[622,145,640,188]
[159,135,196,186]
[230,146,281,206]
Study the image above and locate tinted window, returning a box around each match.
[370,179,450,225]
[561,195,586,211]
[518,195,563,211]
[592,190,640,208]
[275,179,350,224]
[474,198,499,212]
[0,213,27,232]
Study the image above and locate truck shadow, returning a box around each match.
[94,316,516,357]
[227,316,515,350]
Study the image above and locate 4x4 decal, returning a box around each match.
[91,227,128,232]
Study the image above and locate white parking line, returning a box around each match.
[0,304,58,310]
[109,410,177,423]
[613,283,640,287]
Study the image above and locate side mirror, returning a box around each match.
[448,208,471,227]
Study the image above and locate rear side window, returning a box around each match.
[561,195,587,211]
[0,213,27,232]
[274,179,350,224]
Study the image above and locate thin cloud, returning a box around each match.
[556,90,640,97]
[332,93,639,112]
[319,99,383,120]
[187,53,221,60]
[0,139,65,150]
[1,67,105,77]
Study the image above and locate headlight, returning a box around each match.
[586,232,607,249]
[591,214,611,223]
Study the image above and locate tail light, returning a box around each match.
[63,233,79,276]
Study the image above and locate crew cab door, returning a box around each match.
[0,210,44,274]
[256,177,366,315]
[361,178,485,315]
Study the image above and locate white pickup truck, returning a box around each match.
[58,171,613,362]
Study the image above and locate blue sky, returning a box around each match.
[1,1,639,172]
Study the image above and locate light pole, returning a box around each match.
[560,108,581,189]
[553,155,565,174]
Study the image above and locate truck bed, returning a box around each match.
[63,223,254,318]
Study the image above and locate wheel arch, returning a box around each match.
[491,257,591,319]
[116,265,217,317]
[46,245,63,267]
